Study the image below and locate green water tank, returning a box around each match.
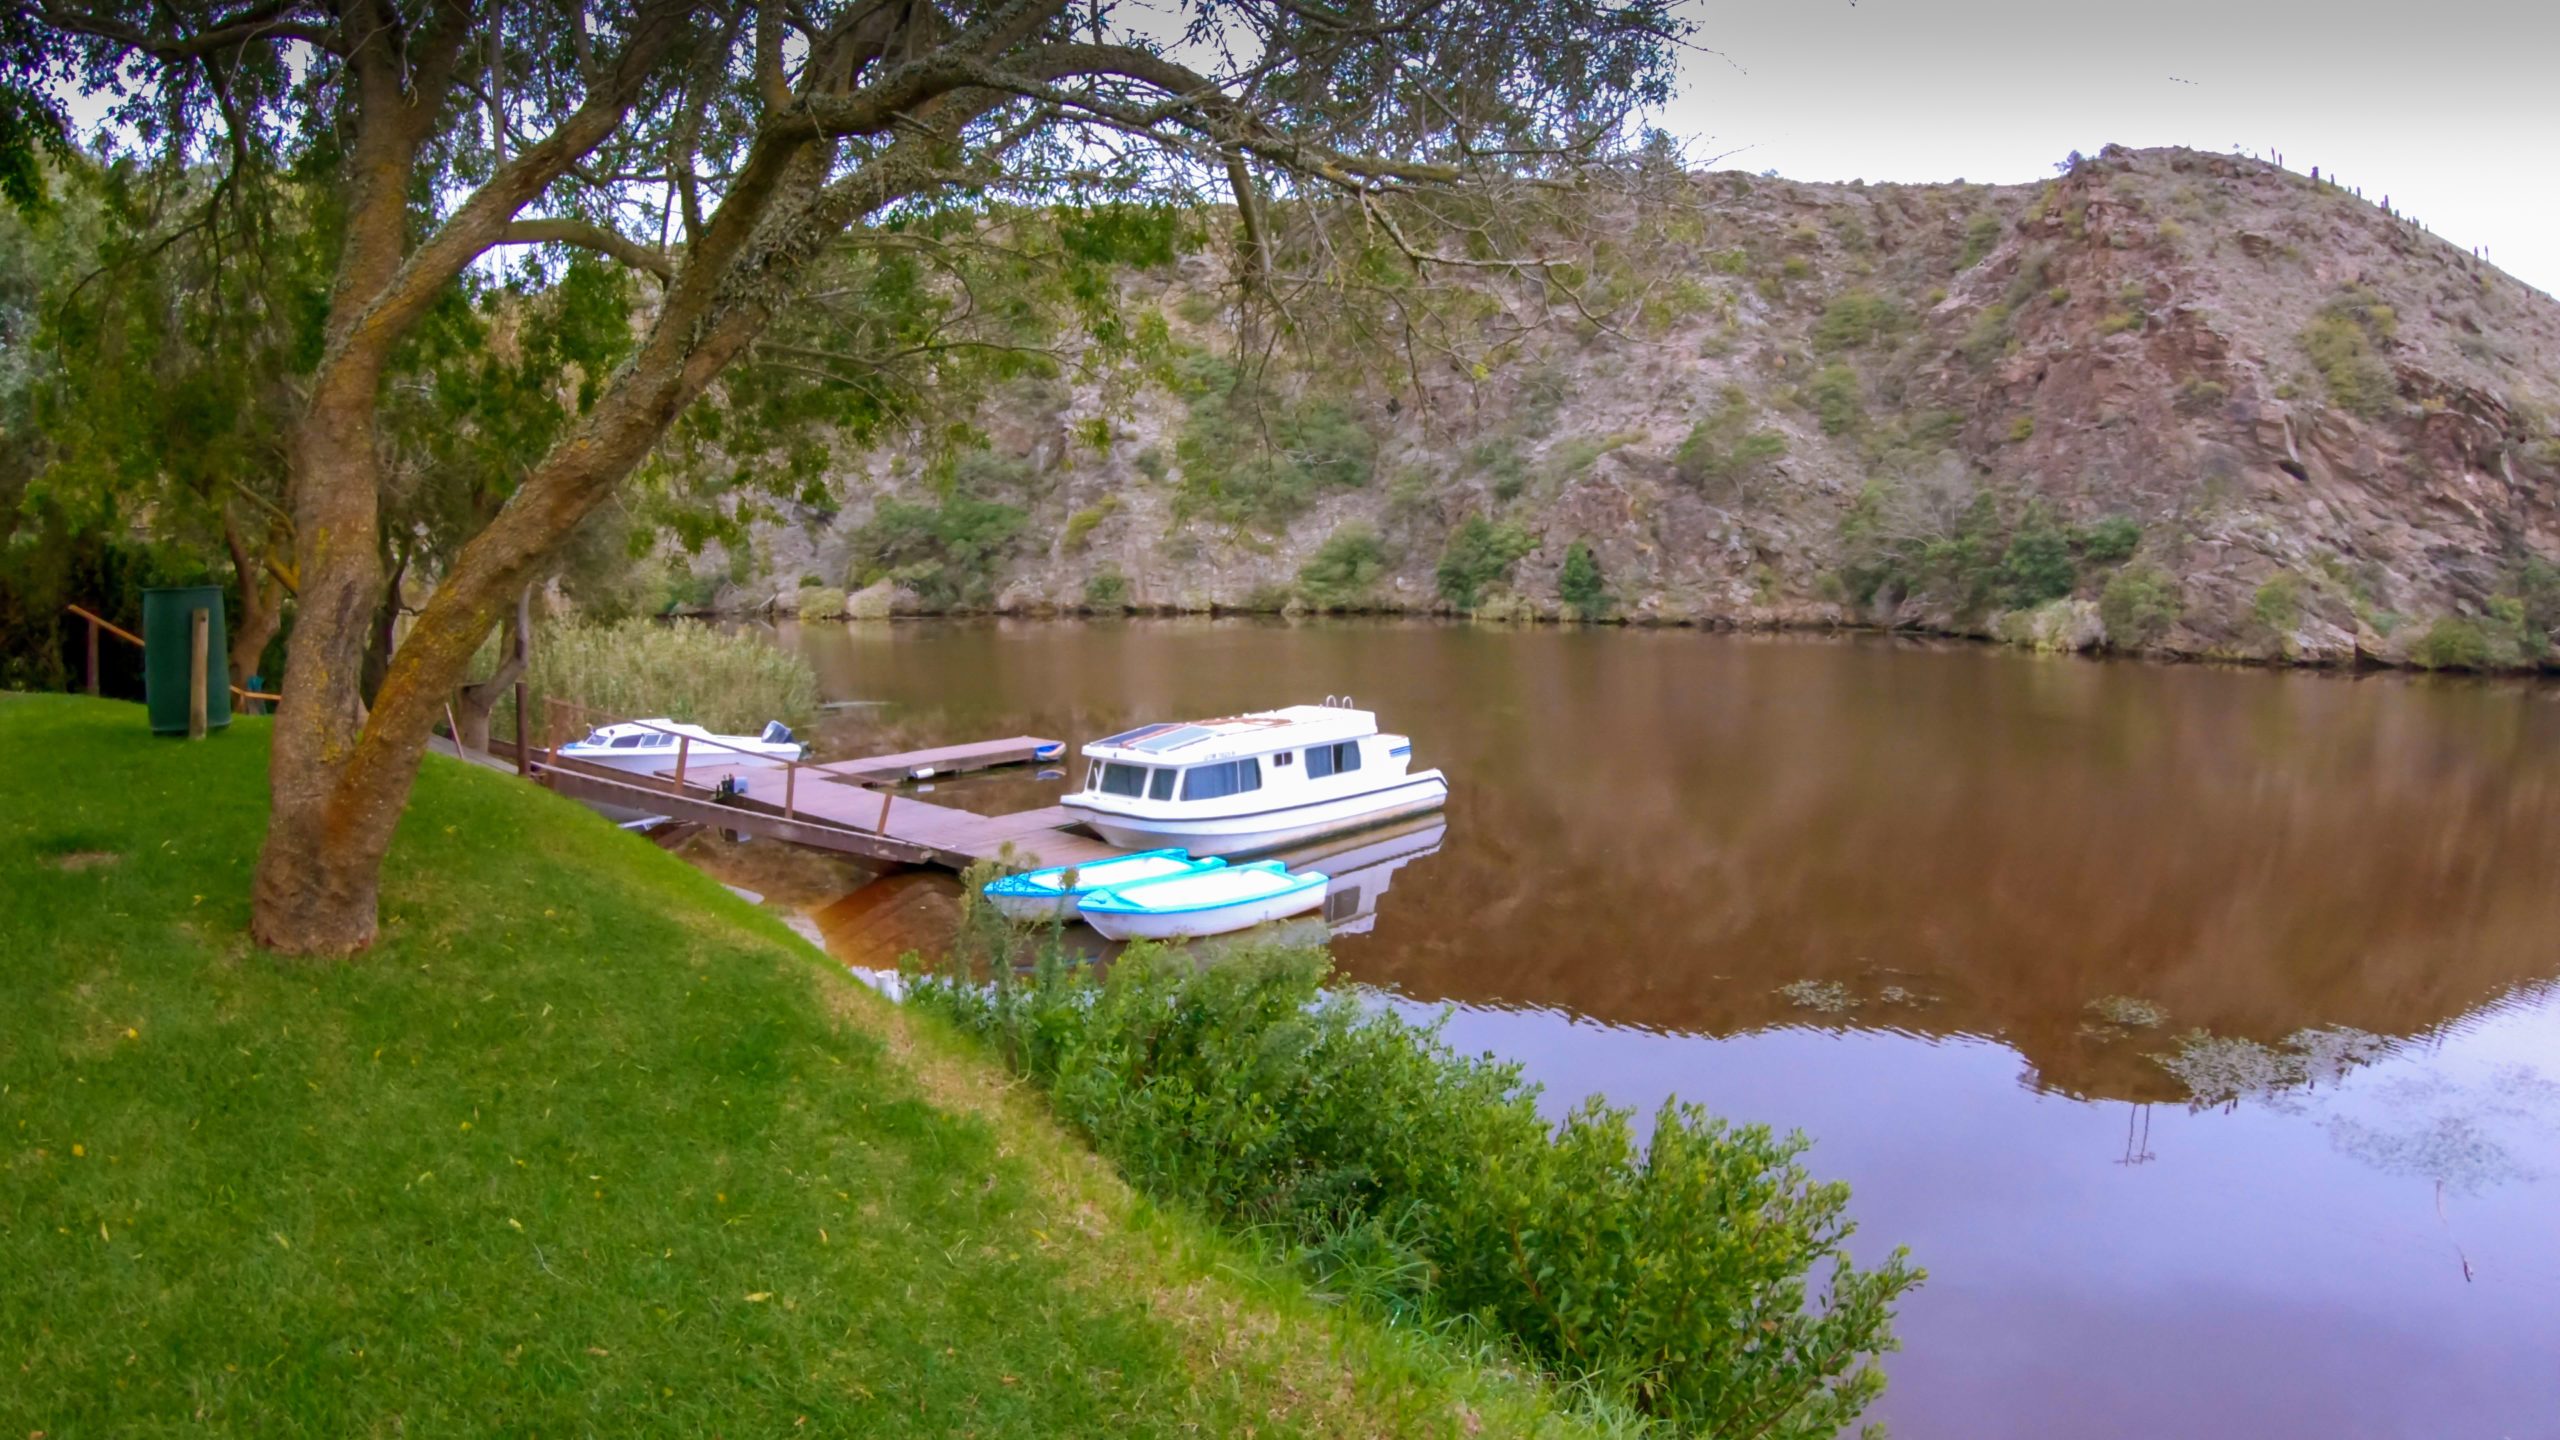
[142,586,231,735]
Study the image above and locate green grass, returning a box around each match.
[0,695,1595,1438]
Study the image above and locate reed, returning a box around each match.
[505,616,819,736]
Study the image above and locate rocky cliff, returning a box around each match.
[710,145,2560,667]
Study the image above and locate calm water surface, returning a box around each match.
[780,619,2560,1439]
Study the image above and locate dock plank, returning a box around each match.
[816,736,1065,784]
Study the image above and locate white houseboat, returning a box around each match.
[1059,702,1446,857]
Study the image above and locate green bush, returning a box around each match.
[1296,522,1389,610]
[1062,495,1119,550]
[1957,211,2004,270]
[1995,506,2076,608]
[2301,286,2400,419]
[1809,364,1863,435]
[2412,615,2494,670]
[1435,515,1535,610]
[1171,354,1374,529]
[2253,572,2304,634]
[2100,565,2182,647]
[1557,539,1607,616]
[1082,567,1131,610]
[1672,387,1787,488]
[847,492,1028,609]
[2074,514,2142,565]
[794,584,847,619]
[1812,290,1906,351]
[911,944,1919,1439]
[522,617,818,734]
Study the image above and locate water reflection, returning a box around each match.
[775,618,2560,1438]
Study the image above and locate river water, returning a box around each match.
[778,618,2560,1439]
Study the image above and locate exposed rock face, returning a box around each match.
[710,145,2560,667]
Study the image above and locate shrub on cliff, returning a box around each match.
[911,942,1921,1440]
[2100,566,2182,648]
[1297,523,1390,611]
[1558,540,1609,616]
[1436,515,1537,610]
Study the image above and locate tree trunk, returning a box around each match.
[453,585,532,752]
[251,362,397,956]
[222,506,287,699]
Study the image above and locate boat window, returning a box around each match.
[1305,741,1363,778]
[647,734,674,747]
[1098,762,1150,797]
[610,734,644,749]
[1094,722,1179,747]
[1181,758,1263,800]
[1086,760,1102,790]
[1133,724,1217,753]
[1148,767,1178,801]
[1273,751,1294,767]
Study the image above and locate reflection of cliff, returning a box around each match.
[774,618,2560,1106]
[1325,633,2560,1103]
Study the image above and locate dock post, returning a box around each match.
[85,614,99,696]
[875,785,893,834]
[784,763,797,820]
[672,735,689,795]
[542,699,559,787]
[187,608,209,739]
[513,681,530,777]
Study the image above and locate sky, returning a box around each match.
[1646,0,2560,294]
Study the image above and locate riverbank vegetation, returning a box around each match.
[911,906,1922,1438]
[498,616,820,737]
[2,694,1609,1437]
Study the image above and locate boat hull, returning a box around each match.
[1064,772,1448,858]
[1079,880,1328,941]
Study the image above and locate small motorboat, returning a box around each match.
[1060,701,1447,857]
[557,718,805,774]
[980,849,1221,922]
[1076,860,1330,941]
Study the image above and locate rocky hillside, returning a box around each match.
[710,145,2560,667]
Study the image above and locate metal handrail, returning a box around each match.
[536,695,886,830]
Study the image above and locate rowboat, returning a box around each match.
[980,849,1220,921]
[1076,861,1330,941]
[1061,701,1447,857]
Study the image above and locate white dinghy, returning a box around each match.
[980,849,1221,922]
[1076,861,1330,941]
[557,718,805,774]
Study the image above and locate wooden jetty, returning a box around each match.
[488,705,1120,873]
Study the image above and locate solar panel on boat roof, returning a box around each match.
[1094,722,1180,746]
[1132,724,1218,752]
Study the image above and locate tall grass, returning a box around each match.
[508,616,818,735]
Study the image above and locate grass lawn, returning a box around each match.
[0,695,1591,1438]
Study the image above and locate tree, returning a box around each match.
[11,0,1685,953]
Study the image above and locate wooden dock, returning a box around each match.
[487,732,1120,873]
[815,736,1065,784]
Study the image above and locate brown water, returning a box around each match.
[780,618,2560,1439]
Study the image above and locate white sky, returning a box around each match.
[1649,0,2560,294]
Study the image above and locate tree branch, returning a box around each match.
[497,217,674,280]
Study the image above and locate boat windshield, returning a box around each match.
[1097,762,1150,797]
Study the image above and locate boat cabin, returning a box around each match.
[1074,704,1414,809]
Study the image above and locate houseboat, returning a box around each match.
[1059,702,1447,857]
